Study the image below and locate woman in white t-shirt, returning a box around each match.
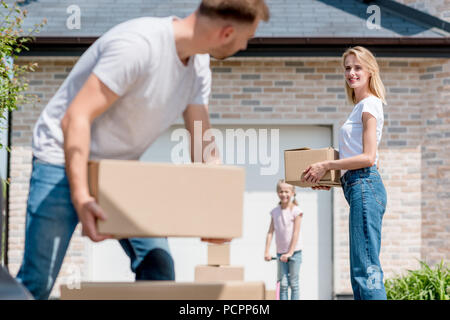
[302,46,387,300]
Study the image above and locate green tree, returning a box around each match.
[0,0,45,265]
[1,0,46,136]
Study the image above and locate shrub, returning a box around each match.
[385,260,449,300]
[1,0,46,145]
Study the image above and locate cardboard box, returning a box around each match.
[88,160,245,238]
[194,265,244,282]
[265,290,277,300]
[60,281,265,300]
[207,243,230,265]
[284,147,341,188]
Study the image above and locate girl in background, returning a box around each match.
[264,179,303,300]
[303,46,387,300]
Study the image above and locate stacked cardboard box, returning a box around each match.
[265,290,277,300]
[60,281,265,300]
[88,160,245,238]
[60,160,265,300]
[194,244,244,282]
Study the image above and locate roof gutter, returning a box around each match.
[242,37,450,58]
[19,36,450,58]
[28,36,450,45]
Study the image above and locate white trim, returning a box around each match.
[174,117,341,149]
[0,104,9,181]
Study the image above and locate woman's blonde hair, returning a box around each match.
[342,46,386,105]
[276,179,298,206]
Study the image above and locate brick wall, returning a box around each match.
[395,0,450,21]
[8,56,449,297]
[7,58,87,298]
[418,59,450,264]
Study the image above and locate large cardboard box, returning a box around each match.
[284,147,341,188]
[60,281,265,300]
[194,265,244,282]
[207,243,230,265]
[265,290,277,300]
[88,160,245,238]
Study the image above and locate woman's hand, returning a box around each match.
[280,252,292,263]
[302,161,329,184]
[311,186,331,191]
[264,253,272,261]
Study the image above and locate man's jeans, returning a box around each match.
[16,157,175,300]
[341,165,387,300]
[277,250,302,300]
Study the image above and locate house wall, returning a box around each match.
[7,55,450,298]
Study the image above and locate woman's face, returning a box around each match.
[344,54,371,91]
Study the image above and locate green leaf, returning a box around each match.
[386,260,450,300]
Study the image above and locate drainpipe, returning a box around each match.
[1,56,13,269]
[0,109,8,268]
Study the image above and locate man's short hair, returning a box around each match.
[198,0,270,23]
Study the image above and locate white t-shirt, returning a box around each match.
[270,204,303,254]
[32,16,211,165]
[339,96,384,170]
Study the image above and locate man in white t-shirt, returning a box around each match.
[16,0,270,299]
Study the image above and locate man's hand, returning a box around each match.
[201,238,232,244]
[74,195,113,242]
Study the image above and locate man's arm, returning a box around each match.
[183,104,221,164]
[61,73,119,242]
[184,104,229,244]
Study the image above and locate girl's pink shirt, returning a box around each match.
[270,204,303,254]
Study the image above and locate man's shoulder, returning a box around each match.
[110,16,170,33]
[193,53,211,69]
[101,16,170,45]
[96,16,172,62]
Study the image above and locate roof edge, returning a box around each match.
[18,37,450,58]
[28,36,450,45]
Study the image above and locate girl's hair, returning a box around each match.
[276,179,298,206]
[342,46,386,105]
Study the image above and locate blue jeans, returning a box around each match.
[341,165,387,300]
[277,250,302,300]
[16,157,175,300]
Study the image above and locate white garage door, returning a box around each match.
[85,124,333,300]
